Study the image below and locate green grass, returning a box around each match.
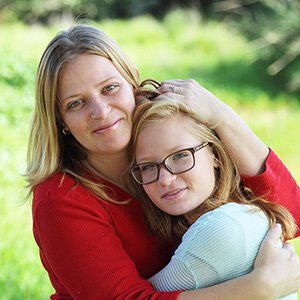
[1,12,299,299]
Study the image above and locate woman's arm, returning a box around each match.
[242,149,300,236]
[158,80,300,233]
[158,79,269,176]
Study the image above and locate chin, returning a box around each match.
[165,208,189,216]
[104,138,130,153]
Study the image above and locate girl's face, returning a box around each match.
[135,115,216,216]
[58,54,135,159]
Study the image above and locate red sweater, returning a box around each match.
[32,149,300,299]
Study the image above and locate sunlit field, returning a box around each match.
[1,12,299,298]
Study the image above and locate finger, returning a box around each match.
[264,223,283,246]
[157,92,185,100]
[161,79,198,87]
[158,83,184,95]
[283,243,300,265]
[161,79,186,86]
[283,242,295,252]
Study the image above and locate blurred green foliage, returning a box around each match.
[213,0,300,93]
[0,0,299,94]
[0,12,299,299]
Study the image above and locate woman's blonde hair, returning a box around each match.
[128,94,297,240]
[25,24,141,202]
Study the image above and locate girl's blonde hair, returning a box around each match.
[25,24,141,202]
[128,94,297,240]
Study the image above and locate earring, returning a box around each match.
[62,128,70,135]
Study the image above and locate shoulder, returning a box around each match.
[176,203,269,257]
[187,203,268,236]
[34,172,77,196]
[32,172,111,220]
[33,172,88,204]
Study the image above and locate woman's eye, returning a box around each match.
[67,99,83,110]
[103,84,118,93]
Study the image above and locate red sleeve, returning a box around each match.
[33,182,181,300]
[242,149,300,237]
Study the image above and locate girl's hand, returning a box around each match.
[253,224,300,298]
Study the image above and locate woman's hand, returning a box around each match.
[253,224,300,298]
[158,79,229,127]
[159,79,269,176]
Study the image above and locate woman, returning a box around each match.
[128,94,297,299]
[26,24,300,299]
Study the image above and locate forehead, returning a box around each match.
[57,54,122,99]
[135,115,200,159]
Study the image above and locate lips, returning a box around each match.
[161,188,187,201]
[92,119,122,133]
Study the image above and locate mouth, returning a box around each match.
[161,188,187,201]
[92,119,122,134]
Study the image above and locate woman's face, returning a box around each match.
[58,54,135,158]
[135,115,216,216]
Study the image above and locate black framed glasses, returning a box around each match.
[130,142,209,185]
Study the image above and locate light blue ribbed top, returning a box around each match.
[149,202,296,300]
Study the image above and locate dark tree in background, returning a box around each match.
[212,0,300,92]
[0,0,213,22]
[0,0,299,93]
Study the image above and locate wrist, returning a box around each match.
[214,104,239,130]
[249,269,275,300]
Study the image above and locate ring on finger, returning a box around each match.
[170,85,176,93]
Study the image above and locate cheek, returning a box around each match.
[143,185,157,203]
[191,160,216,190]
[122,84,135,104]
[64,116,83,132]
[127,96,136,114]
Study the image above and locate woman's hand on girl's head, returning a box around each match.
[253,224,300,298]
[158,79,232,128]
[158,78,272,177]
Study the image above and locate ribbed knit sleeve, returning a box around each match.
[149,203,297,300]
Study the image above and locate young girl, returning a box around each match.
[128,93,298,299]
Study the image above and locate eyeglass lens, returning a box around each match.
[133,149,194,184]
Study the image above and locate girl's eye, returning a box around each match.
[172,151,189,161]
[140,163,156,172]
[103,84,118,93]
[67,99,84,110]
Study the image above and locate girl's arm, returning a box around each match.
[180,224,300,300]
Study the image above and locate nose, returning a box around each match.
[157,166,177,187]
[90,96,111,119]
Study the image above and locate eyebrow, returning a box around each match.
[137,145,192,163]
[61,76,118,103]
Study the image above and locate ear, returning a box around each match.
[206,144,218,168]
[61,121,68,130]
[209,147,220,169]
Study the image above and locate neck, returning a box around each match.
[87,150,130,186]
